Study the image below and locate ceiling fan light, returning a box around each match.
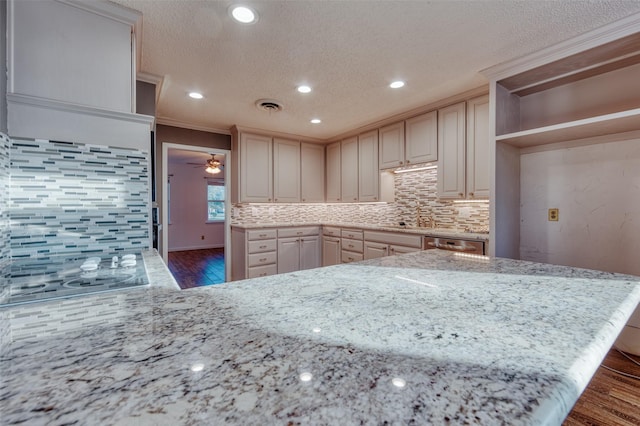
[205,166,221,174]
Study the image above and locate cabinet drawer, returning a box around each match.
[323,226,341,237]
[247,264,277,279]
[341,238,363,253]
[389,244,421,255]
[247,229,277,240]
[364,231,422,248]
[341,229,363,240]
[341,250,364,263]
[248,251,277,267]
[247,239,277,254]
[278,226,319,238]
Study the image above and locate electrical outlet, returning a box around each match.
[548,208,559,221]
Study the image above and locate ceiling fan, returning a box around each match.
[188,154,223,174]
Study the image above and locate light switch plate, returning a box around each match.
[548,208,559,221]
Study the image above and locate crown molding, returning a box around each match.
[156,117,232,135]
[481,12,640,81]
[56,0,142,26]
[7,93,154,127]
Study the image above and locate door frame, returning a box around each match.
[161,142,232,282]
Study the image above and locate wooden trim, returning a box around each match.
[158,117,231,135]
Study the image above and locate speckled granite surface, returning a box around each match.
[1,250,639,425]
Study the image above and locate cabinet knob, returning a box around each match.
[406,160,410,164]
[399,161,403,165]
[353,198,357,201]
[302,199,306,202]
[469,192,474,197]
[458,193,463,197]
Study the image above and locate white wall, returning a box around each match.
[168,162,225,251]
[520,136,640,276]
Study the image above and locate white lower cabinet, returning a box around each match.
[341,228,364,263]
[363,230,422,260]
[277,227,321,274]
[322,236,341,266]
[231,227,278,280]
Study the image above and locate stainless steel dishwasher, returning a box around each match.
[423,236,486,255]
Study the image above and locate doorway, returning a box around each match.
[161,143,231,284]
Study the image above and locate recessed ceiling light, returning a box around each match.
[297,85,312,94]
[310,118,322,124]
[390,80,405,89]
[188,92,204,99]
[230,5,258,24]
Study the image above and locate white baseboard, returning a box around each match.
[168,244,224,252]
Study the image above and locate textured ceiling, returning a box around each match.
[113,0,640,141]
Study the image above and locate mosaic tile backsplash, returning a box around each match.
[0,134,9,263]
[231,168,489,231]
[9,139,150,259]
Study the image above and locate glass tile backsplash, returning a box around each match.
[8,138,150,259]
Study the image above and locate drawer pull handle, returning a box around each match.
[259,245,267,249]
[259,273,267,277]
[348,257,354,261]
[260,258,267,262]
[259,234,267,237]
[297,232,303,235]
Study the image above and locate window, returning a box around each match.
[207,182,225,221]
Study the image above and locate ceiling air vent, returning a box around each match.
[255,99,283,113]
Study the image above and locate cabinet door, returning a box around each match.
[322,236,341,266]
[301,143,325,202]
[364,241,388,260]
[437,102,466,199]
[277,237,300,274]
[358,130,379,201]
[406,111,437,164]
[466,95,490,199]
[300,235,321,270]
[379,122,404,169]
[325,142,341,202]
[341,137,359,202]
[240,133,273,202]
[273,138,300,203]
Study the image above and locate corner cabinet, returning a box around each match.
[340,137,359,202]
[232,131,273,203]
[358,130,379,201]
[273,138,300,203]
[325,142,342,202]
[437,102,466,199]
[301,143,325,202]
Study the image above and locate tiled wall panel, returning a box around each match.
[231,168,489,232]
[9,139,150,258]
[0,133,9,263]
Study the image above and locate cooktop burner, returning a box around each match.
[1,252,149,307]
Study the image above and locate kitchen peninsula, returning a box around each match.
[2,249,639,425]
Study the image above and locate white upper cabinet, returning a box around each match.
[341,137,359,202]
[358,130,379,201]
[379,122,405,169]
[406,111,438,165]
[437,102,466,199]
[273,138,301,203]
[300,143,325,202]
[233,132,273,203]
[466,95,490,198]
[326,142,341,202]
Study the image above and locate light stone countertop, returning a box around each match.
[231,222,490,241]
[1,250,639,425]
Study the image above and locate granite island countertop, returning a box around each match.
[1,250,639,425]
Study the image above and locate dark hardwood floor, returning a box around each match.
[167,248,225,289]
[565,348,640,425]
[166,247,639,423]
